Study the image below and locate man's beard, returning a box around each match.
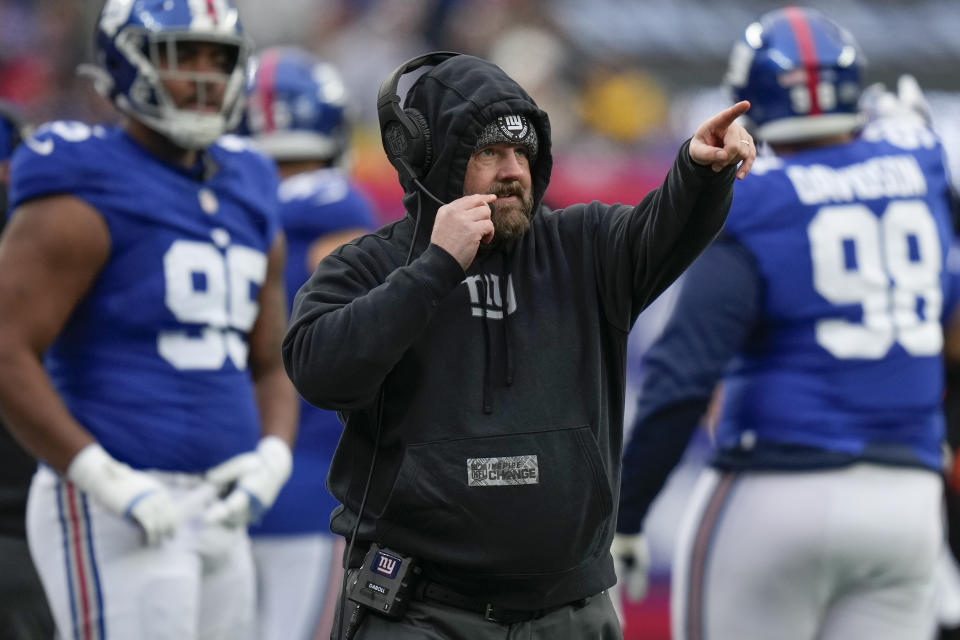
[489,180,534,244]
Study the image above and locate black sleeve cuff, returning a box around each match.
[677,138,739,184]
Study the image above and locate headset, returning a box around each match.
[376,51,461,200]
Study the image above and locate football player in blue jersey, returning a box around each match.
[0,2,298,639]
[615,7,957,640]
[239,46,377,640]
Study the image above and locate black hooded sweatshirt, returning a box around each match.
[282,55,736,610]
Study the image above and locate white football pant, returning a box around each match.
[672,464,942,640]
[27,465,256,640]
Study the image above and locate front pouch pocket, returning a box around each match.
[376,425,614,577]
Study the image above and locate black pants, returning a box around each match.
[333,589,621,640]
[0,536,54,640]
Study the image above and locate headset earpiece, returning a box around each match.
[376,51,460,184]
[402,108,432,178]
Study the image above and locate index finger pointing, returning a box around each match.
[707,100,751,130]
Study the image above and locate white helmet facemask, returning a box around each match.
[113,28,248,150]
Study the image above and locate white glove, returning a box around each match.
[611,533,651,603]
[860,74,932,126]
[203,436,292,527]
[66,443,179,545]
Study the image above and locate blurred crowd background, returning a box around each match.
[3,1,958,638]
[4,0,959,223]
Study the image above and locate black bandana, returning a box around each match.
[474,115,538,163]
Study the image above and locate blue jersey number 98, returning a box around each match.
[808,200,943,359]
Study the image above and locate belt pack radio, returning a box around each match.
[346,544,420,619]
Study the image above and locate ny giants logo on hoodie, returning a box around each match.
[463,274,517,319]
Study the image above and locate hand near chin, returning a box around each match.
[430,193,497,270]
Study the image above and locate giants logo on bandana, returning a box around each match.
[496,115,530,141]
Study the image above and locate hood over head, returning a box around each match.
[397,54,552,228]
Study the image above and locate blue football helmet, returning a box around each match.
[725,6,864,143]
[88,0,249,150]
[240,47,349,163]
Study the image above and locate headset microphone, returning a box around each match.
[412,177,446,207]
